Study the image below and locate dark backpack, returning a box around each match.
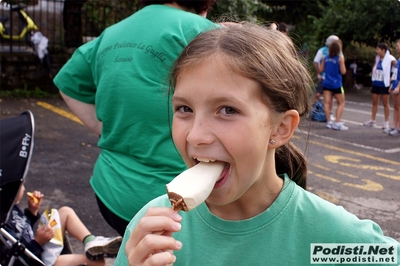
[311,101,327,122]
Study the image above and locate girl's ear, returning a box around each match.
[269,110,299,147]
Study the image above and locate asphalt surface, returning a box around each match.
[0,86,399,265]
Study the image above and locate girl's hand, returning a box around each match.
[27,190,43,215]
[34,225,54,245]
[126,207,183,266]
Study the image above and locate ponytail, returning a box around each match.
[275,142,307,189]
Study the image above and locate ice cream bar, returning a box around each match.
[166,162,225,212]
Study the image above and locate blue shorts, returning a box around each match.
[371,85,389,95]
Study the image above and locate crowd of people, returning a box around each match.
[4,0,399,264]
[312,35,400,135]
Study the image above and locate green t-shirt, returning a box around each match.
[115,175,400,265]
[54,5,218,221]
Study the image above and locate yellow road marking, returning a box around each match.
[343,179,383,191]
[314,173,341,183]
[36,101,83,125]
[314,191,339,204]
[336,171,358,179]
[376,172,400,181]
[312,164,331,171]
[293,135,400,166]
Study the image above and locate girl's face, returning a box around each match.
[172,56,283,219]
[376,47,385,58]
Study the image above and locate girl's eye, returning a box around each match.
[220,106,237,115]
[176,106,193,113]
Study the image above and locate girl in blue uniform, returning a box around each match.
[388,39,400,136]
[319,40,348,131]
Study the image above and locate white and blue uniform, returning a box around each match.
[372,60,386,88]
[391,59,400,90]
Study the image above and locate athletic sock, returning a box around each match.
[83,234,95,245]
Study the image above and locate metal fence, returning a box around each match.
[0,0,139,52]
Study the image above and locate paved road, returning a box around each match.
[0,86,399,265]
[296,87,400,241]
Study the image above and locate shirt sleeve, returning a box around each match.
[313,49,323,63]
[53,41,98,104]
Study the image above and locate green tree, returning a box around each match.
[309,0,400,47]
[209,0,270,22]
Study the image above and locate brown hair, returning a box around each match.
[377,42,389,52]
[141,0,216,14]
[328,40,341,57]
[170,22,313,188]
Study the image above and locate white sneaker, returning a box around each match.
[326,121,333,129]
[389,129,400,136]
[363,120,376,127]
[383,127,395,134]
[85,236,122,260]
[332,122,348,131]
[382,121,389,130]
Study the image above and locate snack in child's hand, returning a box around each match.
[166,161,225,212]
[26,192,38,204]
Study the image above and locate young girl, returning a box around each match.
[4,184,122,266]
[319,40,347,131]
[387,39,400,136]
[364,43,396,129]
[114,23,400,265]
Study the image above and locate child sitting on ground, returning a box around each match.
[3,184,122,266]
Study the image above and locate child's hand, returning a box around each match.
[35,225,54,246]
[27,191,43,215]
[125,207,182,266]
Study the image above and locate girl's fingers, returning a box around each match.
[144,251,177,266]
[128,234,181,265]
[130,207,182,246]
[125,207,183,265]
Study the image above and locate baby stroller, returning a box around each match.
[0,110,44,266]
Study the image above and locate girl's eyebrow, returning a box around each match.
[172,95,247,105]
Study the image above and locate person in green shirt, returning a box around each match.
[53,0,219,236]
[115,22,400,265]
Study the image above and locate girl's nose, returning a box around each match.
[186,117,214,147]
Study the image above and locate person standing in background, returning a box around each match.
[319,40,348,131]
[312,35,340,123]
[53,0,219,236]
[349,59,359,89]
[313,35,340,93]
[363,42,396,130]
[386,39,400,136]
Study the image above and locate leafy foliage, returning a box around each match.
[309,0,400,47]
[209,0,270,23]
[82,0,141,35]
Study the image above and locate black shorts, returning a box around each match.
[371,85,390,95]
[95,195,129,236]
[323,87,344,95]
